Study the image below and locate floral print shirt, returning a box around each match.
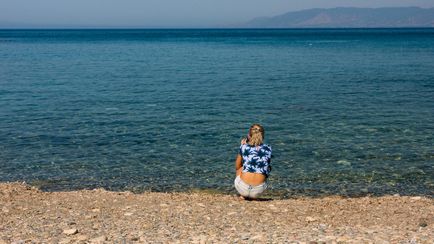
[239,143,272,177]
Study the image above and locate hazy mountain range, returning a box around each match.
[243,7,434,28]
[1,7,434,28]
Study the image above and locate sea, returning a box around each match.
[0,29,433,198]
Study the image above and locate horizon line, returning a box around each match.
[1,6,434,30]
[1,27,434,30]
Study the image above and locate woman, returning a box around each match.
[234,124,272,199]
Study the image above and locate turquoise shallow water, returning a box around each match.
[0,29,433,197]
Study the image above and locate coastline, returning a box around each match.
[0,182,433,243]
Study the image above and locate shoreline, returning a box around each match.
[1,182,433,243]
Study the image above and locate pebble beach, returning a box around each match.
[0,183,433,243]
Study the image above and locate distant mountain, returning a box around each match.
[244,7,434,28]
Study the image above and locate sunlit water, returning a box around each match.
[0,29,433,197]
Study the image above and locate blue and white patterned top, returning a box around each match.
[239,143,272,177]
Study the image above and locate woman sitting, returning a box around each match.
[234,124,272,199]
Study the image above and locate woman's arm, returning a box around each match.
[235,154,243,171]
[235,154,243,177]
[235,139,246,176]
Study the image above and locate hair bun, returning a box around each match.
[251,127,262,133]
[248,124,264,146]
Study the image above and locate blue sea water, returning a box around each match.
[0,29,433,197]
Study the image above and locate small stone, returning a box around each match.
[251,235,263,240]
[269,204,278,210]
[92,208,100,212]
[85,214,97,219]
[58,238,71,244]
[89,236,107,243]
[336,236,350,242]
[196,235,207,244]
[337,160,351,166]
[419,222,428,227]
[241,234,249,240]
[142,223,152,229]
[410,196,422,200]
[63,228,78,235]
[124,212,133,216]
[325,235,336,240]
[11,240,24,244]
[306,216,317,222]
[76,235,88,241]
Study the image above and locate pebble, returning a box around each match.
[306,216,317,222]
[325,235,336,240]
[319,224,327,229]
[59,238,71,244]
[419,222,428,227]
[89,236,107,243]
[336,236,350,242]
[63,228,78,235]
[76,235,88,241]
[11,240,24,244]
[250,234,263,240]
[85,214,94,219]
[124,212,133,216]
[337,160,351,166]
[241,234,249,240]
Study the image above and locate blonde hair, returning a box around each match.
[248,124,265,146]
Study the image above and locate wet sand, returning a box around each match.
[0,182,433,243]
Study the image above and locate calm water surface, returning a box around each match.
[0,29,433,197]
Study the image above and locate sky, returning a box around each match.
[1,0,434,28]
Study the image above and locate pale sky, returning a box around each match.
[1,0,434,27]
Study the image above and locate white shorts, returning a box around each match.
[234,175,268,198]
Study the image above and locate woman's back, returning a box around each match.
[239,143,272,176]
